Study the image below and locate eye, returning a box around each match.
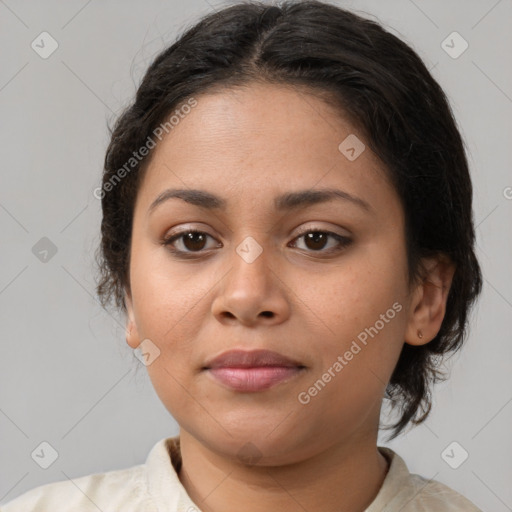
[289,229,352,254]
[162,230,220,257]
[162,228,352,258]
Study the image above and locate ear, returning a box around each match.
[125,289,141,349]
[404,254,456,346]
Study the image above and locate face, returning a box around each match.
[125,83,424,465]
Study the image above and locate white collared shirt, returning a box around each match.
[1,436,482,511]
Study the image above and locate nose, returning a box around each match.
[211,239,290,327]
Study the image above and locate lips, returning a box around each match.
[204,349,304,369]
[203,349,305,392]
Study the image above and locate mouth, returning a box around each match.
[202,349,306,392]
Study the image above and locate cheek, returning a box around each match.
[145,360,207,437]
[307,250,406,338]
[130,244,212,339]
[129,253,211,396]
[301,245,408,386]
[295,273,406,436]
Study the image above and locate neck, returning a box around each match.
[177,429,389,512]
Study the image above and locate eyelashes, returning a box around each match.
[162,230,220,256]
[161,228,353,259]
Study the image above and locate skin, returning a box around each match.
[125,82,455,512]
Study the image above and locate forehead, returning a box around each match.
[135,83,397,216]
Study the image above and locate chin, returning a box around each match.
[195,425,311,466]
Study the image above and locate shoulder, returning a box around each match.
[370,447,483,512]
[0,464,152,512]
[0,437,183,512]
[401,474,483,511]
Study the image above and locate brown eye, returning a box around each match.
[181,232,208,251]
[303,232,329,251]
[162,228,352,259]
[163,230,219,255]
[290,230,352,254]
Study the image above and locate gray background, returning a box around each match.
[1,0,511,510]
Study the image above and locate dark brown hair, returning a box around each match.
[95,0,482,440]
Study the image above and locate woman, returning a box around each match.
[2,1,483,510]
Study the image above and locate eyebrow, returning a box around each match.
[147,187,373,215]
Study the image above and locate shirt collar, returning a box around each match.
[145,436,196,511]
[364,446,414,511]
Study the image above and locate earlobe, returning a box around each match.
[404,255,456,346]
[124,291,140,349]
